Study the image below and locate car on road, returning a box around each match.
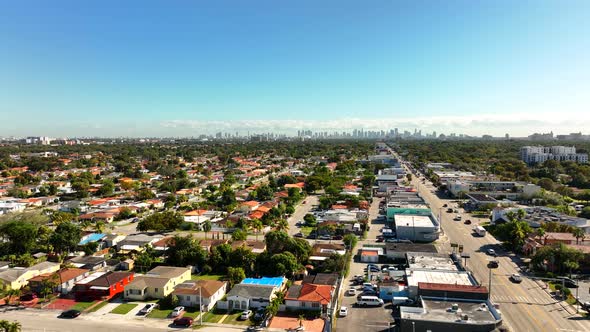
[339,306,348,317]
[510,274,523,283]
[173,317,193,327]
[293,232,304,238]
[59,309,81,318]
[138,303,157,315]
[303,200,307,204]
[443,204,448,207]
[453,215,462,221]
[447,208,453,213]
[464,219,472,225]
[487,260,499,268]
[240,310,253,320]
[346,288,356,296]
[171,306,185,317]
[486,249,497,256]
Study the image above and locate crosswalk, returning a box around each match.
[491,294,553,305]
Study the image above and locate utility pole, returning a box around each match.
[199,286,203,325]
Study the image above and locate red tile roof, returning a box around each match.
[286,284,333,304]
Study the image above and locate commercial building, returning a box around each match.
[399,297,502,332]
[447,179,540,200]
[392,212,440,243]
[520,146,588,165]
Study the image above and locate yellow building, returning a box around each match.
[124,266,191,300]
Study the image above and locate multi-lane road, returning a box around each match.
[398,152,590,332]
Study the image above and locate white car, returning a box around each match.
[346,288,356,296]
[138,303,157,315]
[171,306,185,317]
[339,306,348,317]
[240,310,252,320]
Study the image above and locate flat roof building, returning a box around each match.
[393,213,440,243]
[400,297,502,332]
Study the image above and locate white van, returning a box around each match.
[392,297,414,306]
[357,296,384,307]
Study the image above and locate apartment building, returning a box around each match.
[520,146,588,165]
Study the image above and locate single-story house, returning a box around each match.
[28,268,90,295]
[67,256,107,271]
[285,283,334,311]
[172,280,228,311]
[74,271,134,301]
[0,261,60,291]
[231,240,266,254]
[124,266,191,300]
[226,284,277,310]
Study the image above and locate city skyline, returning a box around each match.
[1,1,589,136]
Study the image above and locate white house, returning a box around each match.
[172,280,228,311]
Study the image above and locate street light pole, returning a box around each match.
[488,267,493,300]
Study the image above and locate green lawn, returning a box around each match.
[111,303,138,315]
[191,274,224,281]
[221,311,251,326]
[147,308,173,319]
[300,226,314,236]
[182,307,201,319]
[201,309,229,323]
[70,301,97,311]
[86,301,109,313]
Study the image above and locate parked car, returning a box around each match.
[240,310,253,320]
[339,306,348,317]
[557,277,578,288]
[333,235,343,240]
[319,234,332,240]
[173,317,193,327]
[392,297,415,306]
[138,303,157,315]
[487,260,499,268]
[307,233,317,239]
[59,309,81,318]
[357,290,378,300]
[464,219,472,225]
[446,208,453,213]
[365,265,380,272]
[486,249,497,256]
[346,288,356,296]
[376,237,384,242]
[293,232,304,238]
[510,274,522,283]
[357,296,384,307]
[443,204,448,207]
[253,307,267,321]
[171,306,185,317]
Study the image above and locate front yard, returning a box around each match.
[200,309,252,326]
[111,303,138,315]
[70,300,97,311]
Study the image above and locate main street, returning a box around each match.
[396,150,590,332]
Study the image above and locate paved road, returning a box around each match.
[287,195,319,236]
[336,197,393,332]
[0,309,258,332]
[397,151,590,332]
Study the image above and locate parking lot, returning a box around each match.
[336,198,395,332]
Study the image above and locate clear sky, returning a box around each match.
[1,0,589,137]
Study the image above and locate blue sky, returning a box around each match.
[1,1,589,137]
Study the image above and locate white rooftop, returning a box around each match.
[395,214,434,228]
[406,270,473,288]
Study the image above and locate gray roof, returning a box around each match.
[227,284,275,299]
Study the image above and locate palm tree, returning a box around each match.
[202,220,212,239]
[94,221,105,234]
[572,228,585,245]
[251,219,263,241]
[275,219,289,232]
